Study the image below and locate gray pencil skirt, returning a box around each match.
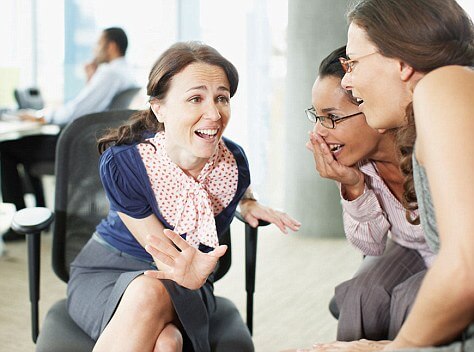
[67,233,216,352]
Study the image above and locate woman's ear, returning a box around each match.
[150,100,164,123]
[399,61,416,82]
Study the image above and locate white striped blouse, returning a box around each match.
[340,161,436,267]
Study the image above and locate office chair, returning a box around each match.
[12,109,268,351]
[107,86,141,110]
[26,86,143,207]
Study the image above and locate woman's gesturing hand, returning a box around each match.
[144,229,227,290]
[239,200,301,234]
[307,131,365,200]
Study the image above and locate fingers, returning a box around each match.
[309,132,334,178]
[258,209,301,234]
[145,230,189,267]
[163,229,191,251]
[280,213,302,231]
[243,213,259,228]
[209,245,228,259]
[313,133,335,164]
[146,233,180,259]
[145,242,175,267]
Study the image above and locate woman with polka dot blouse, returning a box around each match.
[66,41,300,352]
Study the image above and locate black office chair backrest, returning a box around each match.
[107,87,141,110]
[51,108,233,284]
[52,109,136,282]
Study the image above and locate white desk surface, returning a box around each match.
[0,118,60,142]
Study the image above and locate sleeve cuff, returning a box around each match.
[341,185,384,221]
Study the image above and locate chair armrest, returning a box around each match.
[11,207,54,343]
[11,207,54,235]
[234,210,269,335]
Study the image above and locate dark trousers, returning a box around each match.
[334,240,427,341]
[0,134,58,210]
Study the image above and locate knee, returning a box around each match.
[155,324,183,352]
[125,276,171,314]
[341,275,391,310]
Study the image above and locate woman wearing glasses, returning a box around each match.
[306,46,435,341]
[312,0,474,351]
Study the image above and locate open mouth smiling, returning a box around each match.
[328,143,344,154]
[195,128,219,140]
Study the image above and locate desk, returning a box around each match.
[0,120,60,142]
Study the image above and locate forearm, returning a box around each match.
[117,212,167,248]
[390,251,474,348]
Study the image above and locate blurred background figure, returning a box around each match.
[0,27,138,241]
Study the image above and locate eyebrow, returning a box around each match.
[186,85,230,93]
[320,107,338,113]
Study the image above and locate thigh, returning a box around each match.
[67,238,151,340]
[345,240,427,290]
[389,269,427,339]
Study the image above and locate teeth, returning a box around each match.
[328,144,342,152]
[196,129,218,136]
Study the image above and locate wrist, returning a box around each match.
[341,175,365,201]
[241,189,258,203]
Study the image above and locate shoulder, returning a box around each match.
[222,137,247,161]
[100,143,140,167]
[414,65,474,102]
[414,66,474,125]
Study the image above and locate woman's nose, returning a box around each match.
[341,72,352,90]
[204,102,222,120]
[314,120,329,136]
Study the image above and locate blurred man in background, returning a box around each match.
[0,27,138,241]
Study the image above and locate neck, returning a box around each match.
[367,132,400,166]
[366,132,405,202]
[165,145,208,180]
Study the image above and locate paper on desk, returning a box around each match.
[0,120,42,134]
[1,109,41,121]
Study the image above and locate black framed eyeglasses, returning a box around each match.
[305,107,363,129]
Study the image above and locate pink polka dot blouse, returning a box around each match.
[137,132,239,248]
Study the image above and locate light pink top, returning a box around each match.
[137,132,239,248]
[340,161,436,267]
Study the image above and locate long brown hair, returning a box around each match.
[98,41,239,154]
[347,0,474,223]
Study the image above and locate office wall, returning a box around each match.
[284,0,351,237]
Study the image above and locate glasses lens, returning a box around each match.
[320,116,335,129]
[305,109,317,122]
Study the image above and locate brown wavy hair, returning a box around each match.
[347,0,474,223]
[98,41,239,154]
